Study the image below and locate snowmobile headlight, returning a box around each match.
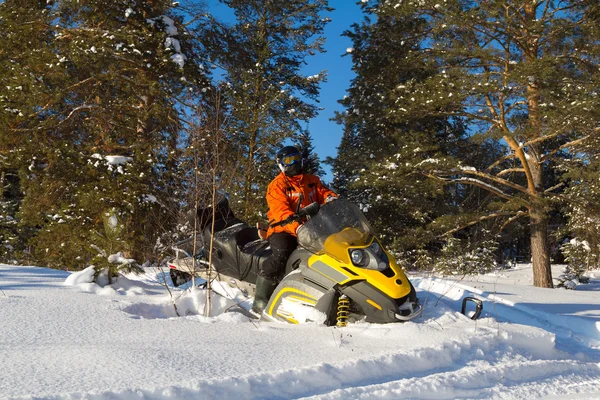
[350,249,366,266]
[361,240,389,271]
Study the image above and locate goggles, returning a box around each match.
[279,153,301,166]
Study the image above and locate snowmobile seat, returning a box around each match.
[196,197,242,233]
[236,227,269,254]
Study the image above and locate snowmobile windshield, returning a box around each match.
[296,199,373,255]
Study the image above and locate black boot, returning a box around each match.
[251,276,277,315]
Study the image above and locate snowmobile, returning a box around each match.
[167,198,422,325]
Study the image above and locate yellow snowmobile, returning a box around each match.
[168,198,422,325]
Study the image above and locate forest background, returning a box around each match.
[1,0,600,289]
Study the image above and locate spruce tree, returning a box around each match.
[1,0,207,269]
[557,4,600,274]
[0,161,22,262]
[560,136,600,272]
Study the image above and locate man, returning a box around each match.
[252,145,337,315]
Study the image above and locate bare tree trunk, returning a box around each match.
[524,1,553,288]
[527,146,553,287]
[191,170,198,290]
[529,207,553,287]
[204,90,227,317]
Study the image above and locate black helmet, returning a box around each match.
[276,145,303,176]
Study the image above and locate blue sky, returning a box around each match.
[301,1,364,181]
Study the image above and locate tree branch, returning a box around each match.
[440,210,521,238]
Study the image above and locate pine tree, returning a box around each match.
[207,0,332,222]
[330,2,492,259]
[369,0,600,287]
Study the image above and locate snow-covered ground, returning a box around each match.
[1,263,599,399]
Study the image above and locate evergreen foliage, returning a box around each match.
[334,0,600,286]
[91,211,142,285]
[0,0,208,269]
[330,1,501,265]
[558,239,593,287]
[433,236,498,277]
[0,0,333,270]
[206,0,332,222]
[0,164,22,262]
[559,136,600,273]
[5,0,600,285]
[0,0,58,263]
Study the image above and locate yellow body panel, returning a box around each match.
[322,227,370,264]
[267,287,317,324]
[308,242,412,300]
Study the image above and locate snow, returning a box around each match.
[160,16,178,36]
[107,214,118,229]
[1,263,600,399]
[91,154,132,165]
[107,252,136,265]
[105,155,132,165]
[171,53,187,69]
[145,15,186,68]
[64,265,95,285]
[142,194,158,203]
[570,237,591,252]
[165,37,181,53]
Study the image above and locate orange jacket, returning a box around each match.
[266,172,337,238]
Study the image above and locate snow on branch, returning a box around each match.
[456,177,512,200]
[497,168,526,176]
[440,210,523,238]
[459,168,528,194]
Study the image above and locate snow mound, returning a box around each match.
[64,265,95,285]
[122,288,246,321]
[64,267,154,296]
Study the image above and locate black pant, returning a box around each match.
[260,232,297,280]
